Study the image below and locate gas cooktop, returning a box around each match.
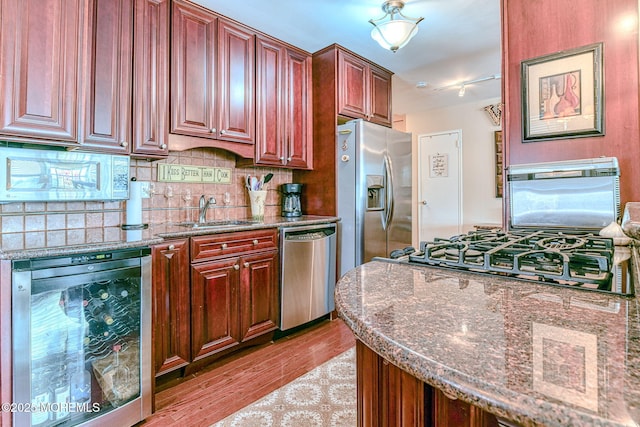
[389,229,634,297]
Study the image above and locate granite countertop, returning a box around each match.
[0,215,339,260]
[335,256,640,427]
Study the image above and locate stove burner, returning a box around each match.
[536,235,587,250]
[406,229,631,296]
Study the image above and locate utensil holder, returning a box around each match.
[248,190,267,221]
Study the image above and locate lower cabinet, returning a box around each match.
[356,340,500,427]
[152,230,279,380]
[152,239,191,377]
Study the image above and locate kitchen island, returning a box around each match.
[335,258,640,426]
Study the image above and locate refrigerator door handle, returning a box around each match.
[384,154,395,230]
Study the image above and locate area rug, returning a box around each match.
[211,347,356,427]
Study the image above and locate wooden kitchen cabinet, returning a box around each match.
[0,0,82,144]
[152,230,279,381]
[357,340,499,427]
[0,0,168,158]
[79,0,134,154]
[131,0,170,158]
[190,229,279,363]
[170,0,255,156]
[151,239,191,377]
[337,48,392,127]
[250,35,313,169]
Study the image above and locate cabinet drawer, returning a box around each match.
[191,229,278,262]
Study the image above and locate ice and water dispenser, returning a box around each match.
[366,175,384,210]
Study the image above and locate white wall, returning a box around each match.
[404,97,503,244]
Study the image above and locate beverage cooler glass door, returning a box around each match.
[11,249,151,427]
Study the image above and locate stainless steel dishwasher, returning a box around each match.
[279,223,337,330]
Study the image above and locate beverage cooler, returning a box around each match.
[11,248,152,427]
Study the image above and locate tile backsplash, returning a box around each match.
[0,148,292,251]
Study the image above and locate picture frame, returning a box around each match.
[521,43,604,142]
[494,131,503,198]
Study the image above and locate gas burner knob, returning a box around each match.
[389,249,406,259]
[403,246,416,255]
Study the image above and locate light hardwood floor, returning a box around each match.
[139,318,356,427]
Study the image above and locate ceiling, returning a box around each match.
[190,0,503,114]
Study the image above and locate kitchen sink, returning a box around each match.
[174,220,257,228]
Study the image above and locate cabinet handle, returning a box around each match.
[244,262,249,268]
[220,129,226,135]
[211,128,216,133]
[287,157,292,162]
[252,239,258,245]
[120,141,128,148]
[221,243,228,249]
[234,264,239,270]
[279,156,284,161]
[168,244,175,250]
[160,143,167,150]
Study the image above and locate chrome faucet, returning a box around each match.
[198,195,216,223]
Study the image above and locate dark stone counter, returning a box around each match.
[0,215,339,259]
[335,258,640,426]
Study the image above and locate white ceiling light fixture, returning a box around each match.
[458,85,466,97]
[369,0,424,53]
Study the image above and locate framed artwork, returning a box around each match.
[521,43,604,142]
[494,131,503,198]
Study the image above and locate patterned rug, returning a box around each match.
[211,347,356,427]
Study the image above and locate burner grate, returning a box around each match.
[408,229,630,295]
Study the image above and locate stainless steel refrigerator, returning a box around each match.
[337,119,412,277]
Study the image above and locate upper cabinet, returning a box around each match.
[132,0,170,158]
[0,0,82,144]
[79,0,133,154]
[337,48,392,127]
[0,0,169,158]
[170,0,255,157]
[252,35,312,169]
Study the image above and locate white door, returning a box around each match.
[417,130,463,242]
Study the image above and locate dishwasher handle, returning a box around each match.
[284,228,335,241]
[281,223,337,241]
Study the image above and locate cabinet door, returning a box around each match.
[255,36,284,166]
[369,65,393,127]
[357,340,425,427]
[170,0,217,139]
[337,50,369,120]
[432,388,499,427]
[239,251,279,342]
[0,0,80,143]
[191,257,241,361]
[80,0,133,153]
[152,240,191,376]
[284,48,313,169]
[217,19,255,144]
[132,0,169,157]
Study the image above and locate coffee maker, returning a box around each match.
[280,183,302,217]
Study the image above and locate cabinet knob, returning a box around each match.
[211,128,216,133]
[160,143,167,150]
[243,262,249,268]
[220,129,226,135]
[279,156,284,161]
[221,243,228,249]
[168,244,175,250]
[234,264,239,270]
[287,157,292,162]
[252,239,258,245]
[120,141,128,148]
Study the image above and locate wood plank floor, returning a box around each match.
[139,318,356,427]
